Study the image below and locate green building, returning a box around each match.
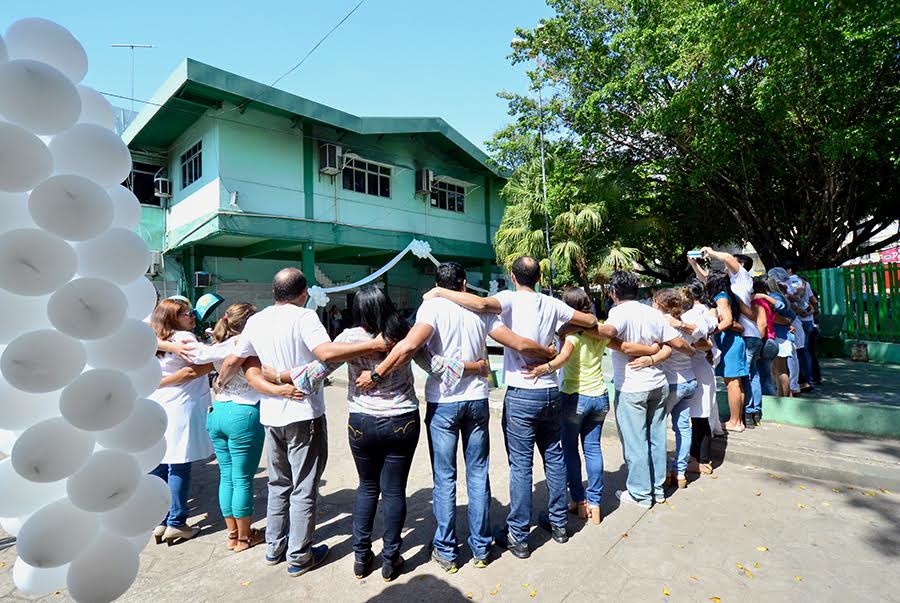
[126,59,507,312]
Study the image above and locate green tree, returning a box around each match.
[507,0,900,269]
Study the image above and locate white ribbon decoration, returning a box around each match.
[306,239,489,308]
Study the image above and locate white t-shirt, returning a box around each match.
[232,303,331,427]
[605,301,681,392]
[494,289,575,389]
[190,337,259,406]
[730,267,761,339]
[416,297,501,403]
[660,312,698,385]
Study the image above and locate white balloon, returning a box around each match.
[107,184,142,230]
[76,84,115,130]
[0,59,80,134]
[127,530,153,554]
[121,276,157,320]
[0,121,53,192]
[47,277,127,340]
[0,289,49,344]
[0,428,19,454]
[84,318,157,371]
[1,329,85,393]
[59,368,136,431]
[11,417,95,483]
[102,474,171,538]
[4,18,88,82]
[0,32,6,62]
[76,227,151,285]
[0,375,59,429]
[17,499,99,567]
[67,531,139,603]
[0,229,77,296]
[133,437,166,474]
[49,123,132,187]
[0,190,36,233]
[0,515,27,537]
[127,356,164,398]
[0,458,67,517]
[12,558,69,597]
[96,397,166,452]
[67,449,141,512]
[28,174,114,241]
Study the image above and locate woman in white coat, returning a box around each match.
[149,298,214,544]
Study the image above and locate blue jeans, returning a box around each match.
[665,381,698,476]
[425,399,492,562]
[151,462,192,527]
[757,339,778,397]
[560,392,608,506]
[798,321,815,384]
[743,336,763,416]
[501,386,567,543]
[614,384,669,505]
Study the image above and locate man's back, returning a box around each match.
[236,304,330,426]
[606,300,677,392]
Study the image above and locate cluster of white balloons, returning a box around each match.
[0,18,170,603]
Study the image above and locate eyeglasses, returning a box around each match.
[178,312,194,318]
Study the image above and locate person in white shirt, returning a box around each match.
[424,256,597,559]
[356,261,555,571]
[219,268,391,577]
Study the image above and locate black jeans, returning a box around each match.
[348,410,420,562]
[690,418,712,464]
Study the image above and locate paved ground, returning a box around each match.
[1,381,899,602]
[811,358,900,406]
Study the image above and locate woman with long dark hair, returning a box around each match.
[705,271,748,432]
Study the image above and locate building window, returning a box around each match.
[431,181,466,213]
[342,158,390,198]
[180,141,202,189]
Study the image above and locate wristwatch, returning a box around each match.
[370,370,384,384]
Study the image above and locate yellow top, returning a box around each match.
[560,332,608,396]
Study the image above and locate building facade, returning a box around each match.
[127,59,507,313]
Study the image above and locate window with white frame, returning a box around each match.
[180,141,202,189]
[342,158,391,198]
[431,180,466,213]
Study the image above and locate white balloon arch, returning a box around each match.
[0,17,168,602]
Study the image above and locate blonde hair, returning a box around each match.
[654,288,688,319]
[211,303,257,343]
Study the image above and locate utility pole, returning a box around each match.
[110,43,154,113]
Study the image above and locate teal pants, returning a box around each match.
[206,401,265,518]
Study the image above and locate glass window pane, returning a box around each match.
[380,166,390,175]
[342,168,353,190]
[457,198,465,212]
[447,198,456,212]
[367,173,378,195]
[354,170,366,193]
[379,175,390,197]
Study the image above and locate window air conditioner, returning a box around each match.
[319,143,342,175]
[415,169,433,195]
[154,167,172,199]
[194,271,211,288]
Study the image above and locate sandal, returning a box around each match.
[233,528,265,553]
[226,530,239,550]
[699,463,713,475]
[568,500,589,520]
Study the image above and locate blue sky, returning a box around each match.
[0,0,552,151]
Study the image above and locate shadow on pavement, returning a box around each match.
[367,574,470,602]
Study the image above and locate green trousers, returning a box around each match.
[206,401,265,518]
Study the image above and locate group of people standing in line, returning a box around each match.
[143,248,821,581]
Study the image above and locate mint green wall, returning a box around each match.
[168,117,219,208]
[139,205,165,251]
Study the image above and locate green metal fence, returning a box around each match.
[841,263,900,342]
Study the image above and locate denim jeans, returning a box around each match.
[743,336,763,416]
[757,339,778,397]
[806,322,821,383]
[798,321,815,384]
[560,392,609,507]
[614,384,669,505]
[501,386,567,543]
[150,462,192,527]
[425,399,491,562]
[347,410,420,563]
[206,401,265,518]
[665,381,698,476]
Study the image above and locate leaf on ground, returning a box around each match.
[823,502,831,507]
[489,584,502,596]
[754,562,761,569]
[690,576,700,582]
[710,475,718,480]
[756,546,769,552]
[794,575,803,582]
[846,486,855,490]
[709,597,722,603]
[622,532,629,538]
[862,491,877,497]
[700,488,705,493]
[797,503,806,509]
[0,561,5,569]
[466,593,473,600]
[736,563,744,570]
[880,488,891,494]
[530,590,537,598]
[832,488,842,493]
[798,485,807,490]
[769,474,783,479]
[522,583,529,588]
[663,587,671,596]
[743,569,754,579]
[240,581,251,587]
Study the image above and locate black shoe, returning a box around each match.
[382,555,404,582]
[354,551,375,579]
[742,415,756,429]
[430,548,458,574]
[494,527,530,559]
[287,544,329,577]
[538,512,569,543]
[753,412,762,426]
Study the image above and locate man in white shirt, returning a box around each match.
[425,256,598,559]
[223,268,390,576]
[589,271,693,508]
[360,261,555,570]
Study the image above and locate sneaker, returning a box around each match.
[753,411,762,426]
[616,490,652,509]
[653,493,667,505]
[430,548,458,574]
[287,544,329,577]
[264,551,285,566]
[353,551,375,579]
[494,527,530,559]
[382,555,404,582]
[537,511,569,543]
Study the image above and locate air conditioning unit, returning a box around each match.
[319,143,342,175]
[415,169,433,195]
[194,271,211,288]
[147,251,162,276]
[154,175,171,199]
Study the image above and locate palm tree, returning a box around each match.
[495,154,640,290]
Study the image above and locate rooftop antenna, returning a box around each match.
[110,43,154,112]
